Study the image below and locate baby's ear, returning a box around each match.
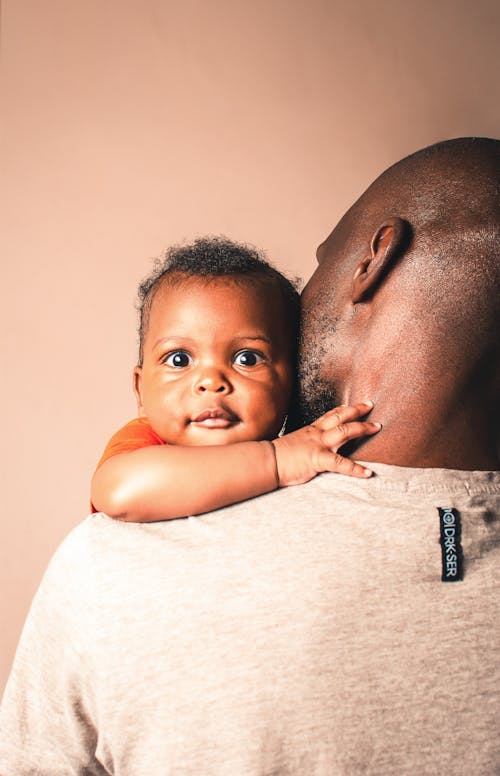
[352,217,408,303]
[133,366,147,416]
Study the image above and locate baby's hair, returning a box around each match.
[137,236,300,366]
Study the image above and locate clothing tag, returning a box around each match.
[438,508,464,582]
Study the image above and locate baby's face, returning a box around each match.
[134,276,294,445]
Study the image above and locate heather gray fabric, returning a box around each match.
[1,464,499,775]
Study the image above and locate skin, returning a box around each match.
[92,274,381,521]
[133,277,295,445]
[298,137,500,470]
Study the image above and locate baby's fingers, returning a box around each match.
[316,450,373,478]
[321,419,382,451]
[314,401,374,430]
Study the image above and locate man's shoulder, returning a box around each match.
[38,517,108,597]
[52,464,500,566]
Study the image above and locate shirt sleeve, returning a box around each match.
[96,417,165,469]
[91,418,165,513]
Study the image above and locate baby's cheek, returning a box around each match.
[147,412,178,445]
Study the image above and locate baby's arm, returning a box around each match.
[91,402,380,522]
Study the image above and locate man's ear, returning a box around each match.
[133,366,147,416]
[352,217,407,304]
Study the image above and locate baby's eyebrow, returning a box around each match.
[232,335,272,345]
[152,336,197,350]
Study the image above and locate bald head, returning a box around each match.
[342,137,498,233]
[299,138,500,469]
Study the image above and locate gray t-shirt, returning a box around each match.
[1,464,499,774]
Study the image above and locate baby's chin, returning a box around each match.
[181,423,247,446]
[159,418,284,446]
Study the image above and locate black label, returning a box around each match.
[438,508,464,582]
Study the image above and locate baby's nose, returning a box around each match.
[194,369,230,394]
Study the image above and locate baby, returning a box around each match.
[91,237,380,521]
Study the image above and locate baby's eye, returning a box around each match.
[164,350,192,368]
[233,350,265,367]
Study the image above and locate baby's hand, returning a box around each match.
[272,402,381,487]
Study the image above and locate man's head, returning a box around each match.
[299,138,499,469]
[134,237,299,445]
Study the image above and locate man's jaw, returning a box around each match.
[296,377,340,426]
[296,345,340,426]
[297,305,341,426]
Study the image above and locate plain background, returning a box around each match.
[1,0,499,696]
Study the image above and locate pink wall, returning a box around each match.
[1,0,499,694]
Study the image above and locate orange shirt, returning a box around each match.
[91,417,164,512]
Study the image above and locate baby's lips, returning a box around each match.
[192,407,237,423]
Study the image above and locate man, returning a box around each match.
[1,138,498,774]
[298,136,499,471]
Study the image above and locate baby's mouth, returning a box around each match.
[191,408,239,428]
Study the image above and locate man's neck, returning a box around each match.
[343,387,499,471]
